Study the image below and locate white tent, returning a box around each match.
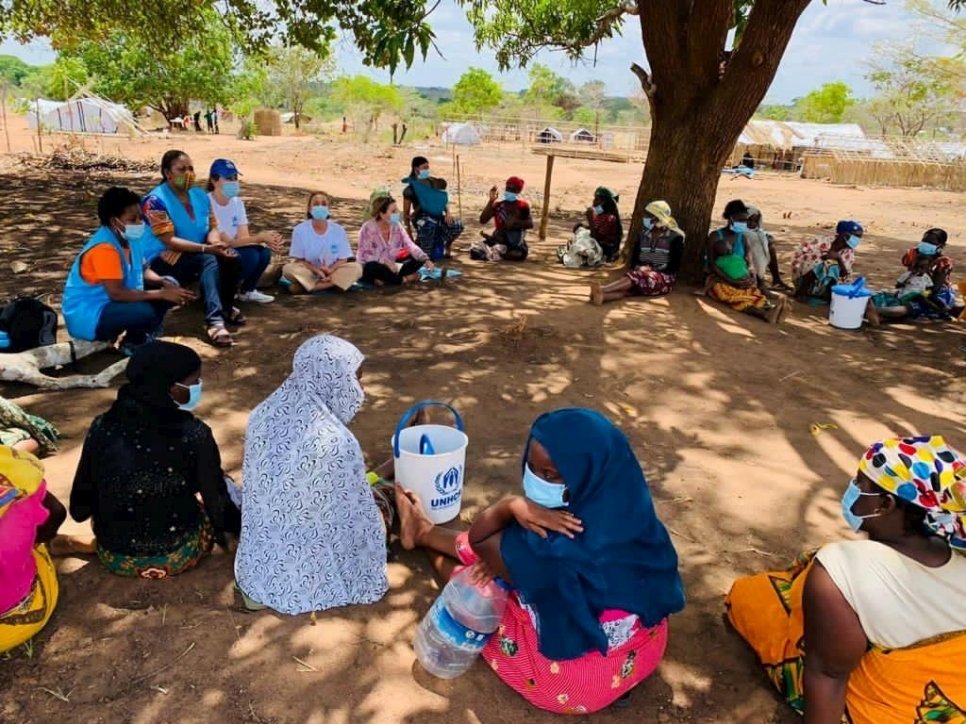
[536,127,563,144]
[27,96,138,135]
[737,120,866,150]
[280,111,314,124]
[570,128,596,143]
[442,122,481,146]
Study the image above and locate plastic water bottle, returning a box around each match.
[414,567,510,679]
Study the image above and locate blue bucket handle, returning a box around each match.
[419,434,436,455]
[393,401,464,458]
[847,276,866,298]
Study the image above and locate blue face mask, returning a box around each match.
[504,191,518,202]
[847,234,862,249]
[222,181,240,199]
[311,205,330,221]
[731,221,749,234]
[642,217,655,231]
[417,168,431,180]
[523,464,568,509]
[122,223,145,242]
[918,241,939,256]
[840,479,882,532]
[175,380,203,412]
[593,205,604,215]
[389,211,401,225]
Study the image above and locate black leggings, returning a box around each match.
[362,259,425,286]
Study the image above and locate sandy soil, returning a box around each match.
[1,115,964,723]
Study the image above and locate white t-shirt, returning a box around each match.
[816,539,966,649]
[209,194,249,242]
[291,220,352,267]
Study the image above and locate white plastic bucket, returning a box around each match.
[392,402,468,524]
[829,279,872,330]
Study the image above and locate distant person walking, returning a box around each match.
[204,109,214,134]
[193,112,202,133]
[212,109,220,135]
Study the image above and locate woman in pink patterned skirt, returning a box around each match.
[397,408,684,714]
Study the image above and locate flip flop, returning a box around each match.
[206,324,233,347]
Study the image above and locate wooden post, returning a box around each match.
[539,153,555,240]
[455,153,463,219]
[0,84,10,154]
[36,99,43,154]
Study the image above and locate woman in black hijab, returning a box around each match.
[70,341,240,578]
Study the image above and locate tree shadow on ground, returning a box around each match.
[1,168,963,723]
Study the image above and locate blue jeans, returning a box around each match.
[95,301,170,344]
[235,245,271,293]
[150,253,239,326]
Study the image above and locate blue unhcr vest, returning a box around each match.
[62,226,145,340]
[141,183,211,262]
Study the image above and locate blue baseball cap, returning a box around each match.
[835,219,863,236]
[209,158,241,178]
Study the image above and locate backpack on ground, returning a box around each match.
[0,297,59,353]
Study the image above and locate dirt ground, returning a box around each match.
[1,116,965,724]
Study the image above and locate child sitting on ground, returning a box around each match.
[894,253,934,304]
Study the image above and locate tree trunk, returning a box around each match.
[156,99,188,122]
[629,0,813,282]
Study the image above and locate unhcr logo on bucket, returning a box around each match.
[431,465,463,509]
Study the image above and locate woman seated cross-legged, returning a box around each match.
[704,199,786,323]
[69,341,240,579]
[282,191,363,294]
[234,335,398,613]
[397,408,685,715]
[63,187,196,354]
[358,191,434,286]
[590,200,684,304]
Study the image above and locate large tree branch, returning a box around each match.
[588,1,639,45]
[630,62,656,98]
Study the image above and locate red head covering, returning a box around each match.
[505,176,525,193]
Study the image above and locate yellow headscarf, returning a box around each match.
[644,200,684,238]
[0,445,45,517]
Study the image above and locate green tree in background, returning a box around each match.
[17,56,89,100]
[264,45,336,129]
[867,45,963,136]
[0,54,35,85]
[524,63,578,114]
[332,75,402,140]
[795,81,855,123]
[66,9,237,120]
[447,67,502,115]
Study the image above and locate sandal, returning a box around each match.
[771,281,795,293]
[206,324,233,347]
[226,307,247,327]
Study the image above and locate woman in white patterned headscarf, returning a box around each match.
[234,335,388,614]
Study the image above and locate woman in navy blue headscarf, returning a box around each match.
[397,408,684,714]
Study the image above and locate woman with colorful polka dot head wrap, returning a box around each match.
[857,435,966,551]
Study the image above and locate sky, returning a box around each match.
[0,0,927,103]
